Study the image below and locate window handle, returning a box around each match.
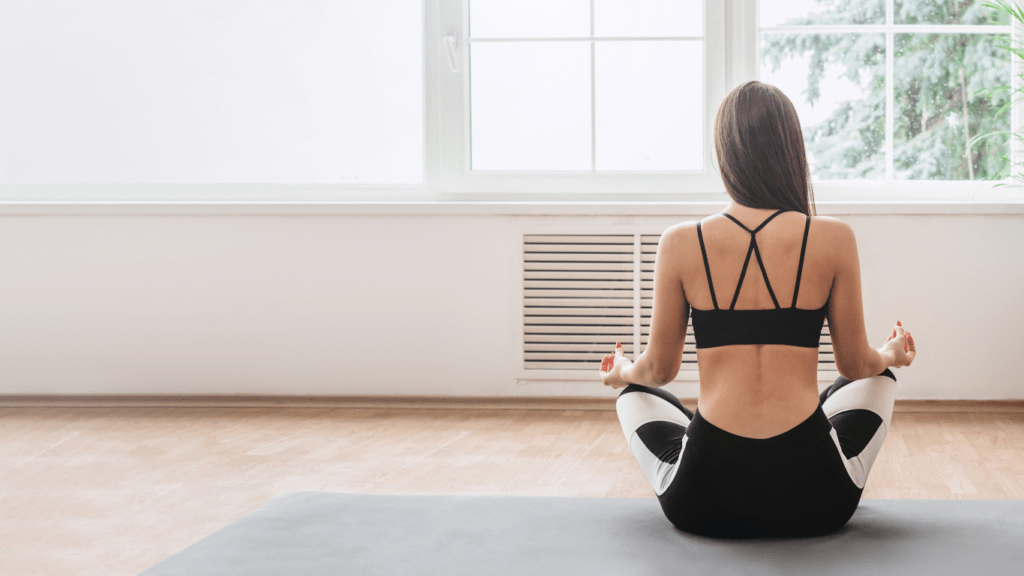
[444,35,460,73]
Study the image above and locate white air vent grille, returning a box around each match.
[524,235,636,371]
[522,233,837,380]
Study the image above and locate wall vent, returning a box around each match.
[523,234,636,371]
[521,233,837,381]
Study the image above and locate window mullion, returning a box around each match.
[1013,12,1023,183]
[886,29,894,181]
[885,0,895,181]
[731,0,759,89]
[590,0,596,172]
[590,42,597,172]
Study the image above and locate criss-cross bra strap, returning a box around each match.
[791,214,812,308]
[752,241,781,309]
[722,209,786,311]
[696,222,719,310]
[720,212,751,232]
[729,238,757,310]
[721,209,785,234]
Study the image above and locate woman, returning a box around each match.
[599,81,916,538]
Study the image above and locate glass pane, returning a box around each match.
[0,0,422,184]
[895,0,1010,25]
[594,0,702,37]
[471,42,591,170]
[595,41,702,170]
[760,0,884,27]
[893,33,1010,180]
[760,33,886,179]
[470,0,590,38]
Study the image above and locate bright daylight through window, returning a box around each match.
[1,0,1015,195]
[468,0,704,172]
[0,1,423,185]
[760,0,1011,182]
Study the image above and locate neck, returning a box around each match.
[724,200,779,215]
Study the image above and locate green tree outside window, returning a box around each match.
[761,0,1011,181]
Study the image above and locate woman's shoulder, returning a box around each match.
[809,214,848,227]
[809,215,857,247]
[661,220,699,238]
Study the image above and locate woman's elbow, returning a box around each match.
[652,366,680,387]
[835,356,880,381]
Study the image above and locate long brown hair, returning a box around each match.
[714,81,816,215]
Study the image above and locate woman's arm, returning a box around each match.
[826,219,915,379]
[605,225,690,388]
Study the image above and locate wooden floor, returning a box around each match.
[2,405,1023,576]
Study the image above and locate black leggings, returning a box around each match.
[615,370,898,538]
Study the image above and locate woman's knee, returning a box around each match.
[618,384,650,397]
[822,368,898,403]
[617,384,688,414]
[615,385,691,439]
[821,372,898,425]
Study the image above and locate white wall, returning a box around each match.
[1,210,1021,399]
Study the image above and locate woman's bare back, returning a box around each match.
[674,206,844,438]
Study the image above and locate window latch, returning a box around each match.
[444,35,460,73]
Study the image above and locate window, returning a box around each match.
[760,0,1012,183]
[0,1,423,186]
[437,0,1017,199]
[437,0,726,194]
[469,0,703,172]
[1,0,1016,201]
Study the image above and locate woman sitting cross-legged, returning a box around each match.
[600,80,917,539]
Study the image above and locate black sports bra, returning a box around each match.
[690,209,828,349]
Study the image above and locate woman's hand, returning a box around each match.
[880,320,916,368]
[600,344,633,389]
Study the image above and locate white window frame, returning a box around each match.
[435,0,1024,202]
[0,0,1019,205]
[435,0,728,196]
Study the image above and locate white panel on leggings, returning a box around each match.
[628,433,687,496]
[827,414,889,489]
[821,375,898,426]
[615,391,691,441]
[850,423,888,489]
[829,427,861,488]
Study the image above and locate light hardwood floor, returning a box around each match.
[2,405,1023,576]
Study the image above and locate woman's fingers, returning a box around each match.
[893,322,906,348]
[600,354,614,372]
[906,332,916,361]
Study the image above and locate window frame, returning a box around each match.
[435,0,1024,201]
[435,0,727,195]
[0,0,1019,205]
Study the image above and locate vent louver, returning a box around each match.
[522,233,837,379]
[523,235,636,371]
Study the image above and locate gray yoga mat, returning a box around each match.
[141,492,1024,576]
